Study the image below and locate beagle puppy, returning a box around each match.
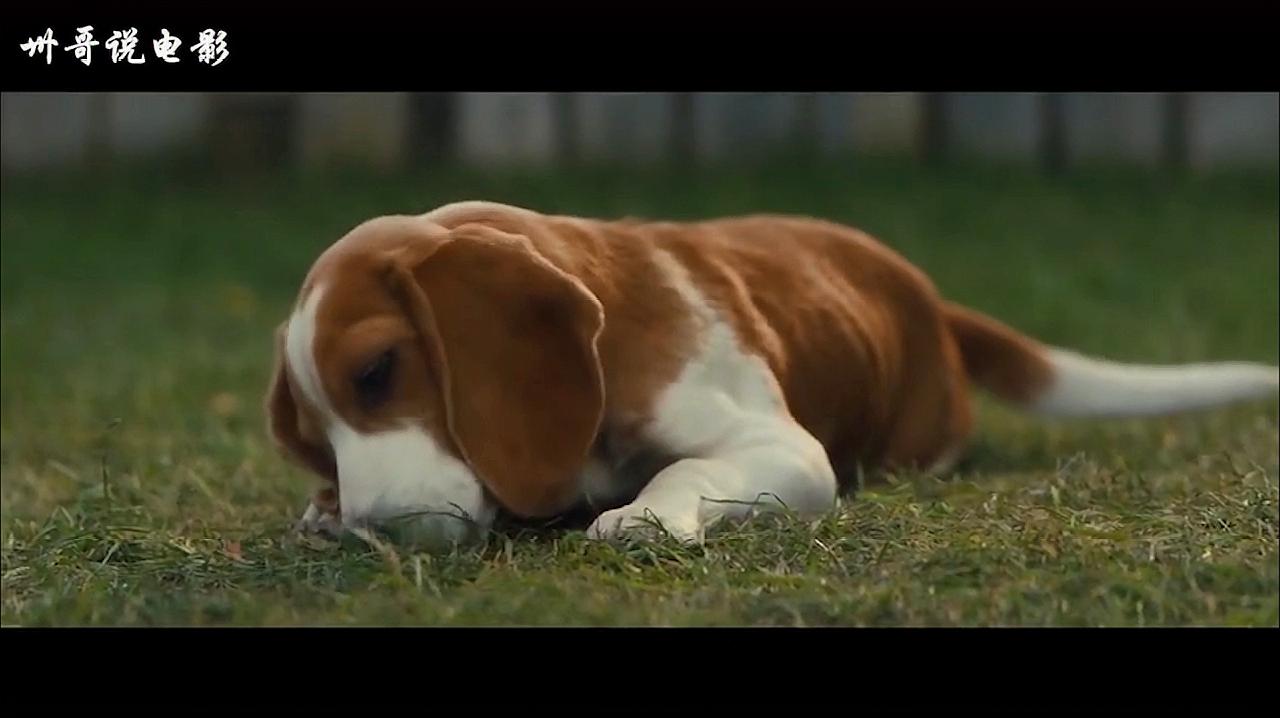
[267,201,1279,545]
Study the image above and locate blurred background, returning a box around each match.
[3,92,1278,174]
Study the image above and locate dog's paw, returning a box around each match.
[295,501,343,538]
[585,503,701,544]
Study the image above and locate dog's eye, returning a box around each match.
[354,349,395,409]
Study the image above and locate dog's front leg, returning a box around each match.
[295,486,343,537]
[586,418,837,543]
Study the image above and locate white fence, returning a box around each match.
[2,93,1277,173]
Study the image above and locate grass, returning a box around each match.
[1,157,1277,626]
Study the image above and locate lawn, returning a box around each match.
[1,158,1277,626]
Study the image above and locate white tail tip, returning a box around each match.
[1030,348,1280,418]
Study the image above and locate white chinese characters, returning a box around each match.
[65,26,99,66]
[19,28,59,64]
[19,27,227,66]
[153,29,182,64]
[191,29,229,66]
[106,28,146,64]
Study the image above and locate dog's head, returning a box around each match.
[266,215,606,544]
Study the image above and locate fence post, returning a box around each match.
[794,92,820,159]
[86,92,112,170]
[408,93,457,165]
[669,92,697,166]
[1162,92,1190,171]
[1039,92,1067,175]
[553,93,579,165]
[206,93,301,172]
[919,92,949,165]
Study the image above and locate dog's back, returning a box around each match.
[428,202,1279,482]
[602,211,1279,476]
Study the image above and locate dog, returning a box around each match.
[267,201,1279,545]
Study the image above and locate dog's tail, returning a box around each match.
[943,301,1279,418]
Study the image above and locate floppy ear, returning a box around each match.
[385,225,606,518]
[265,322,338,484]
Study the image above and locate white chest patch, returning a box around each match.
[283,284,494,546]
[583,249,838,542]
[644,249,791,453]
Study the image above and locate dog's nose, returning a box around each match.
[394,508,482,540]
[347,506,486,551]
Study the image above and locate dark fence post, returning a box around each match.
[669,92,697,167]
[553,93,579,165]
[1039,92,1067,175]
[408,93,457,166]
[919,92,949,166]
[1162,92,1191,171]
[206,93,301,173]
[86,92,112,170]
[794,92,820,159]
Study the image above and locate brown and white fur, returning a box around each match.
[267,201,1279,545]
